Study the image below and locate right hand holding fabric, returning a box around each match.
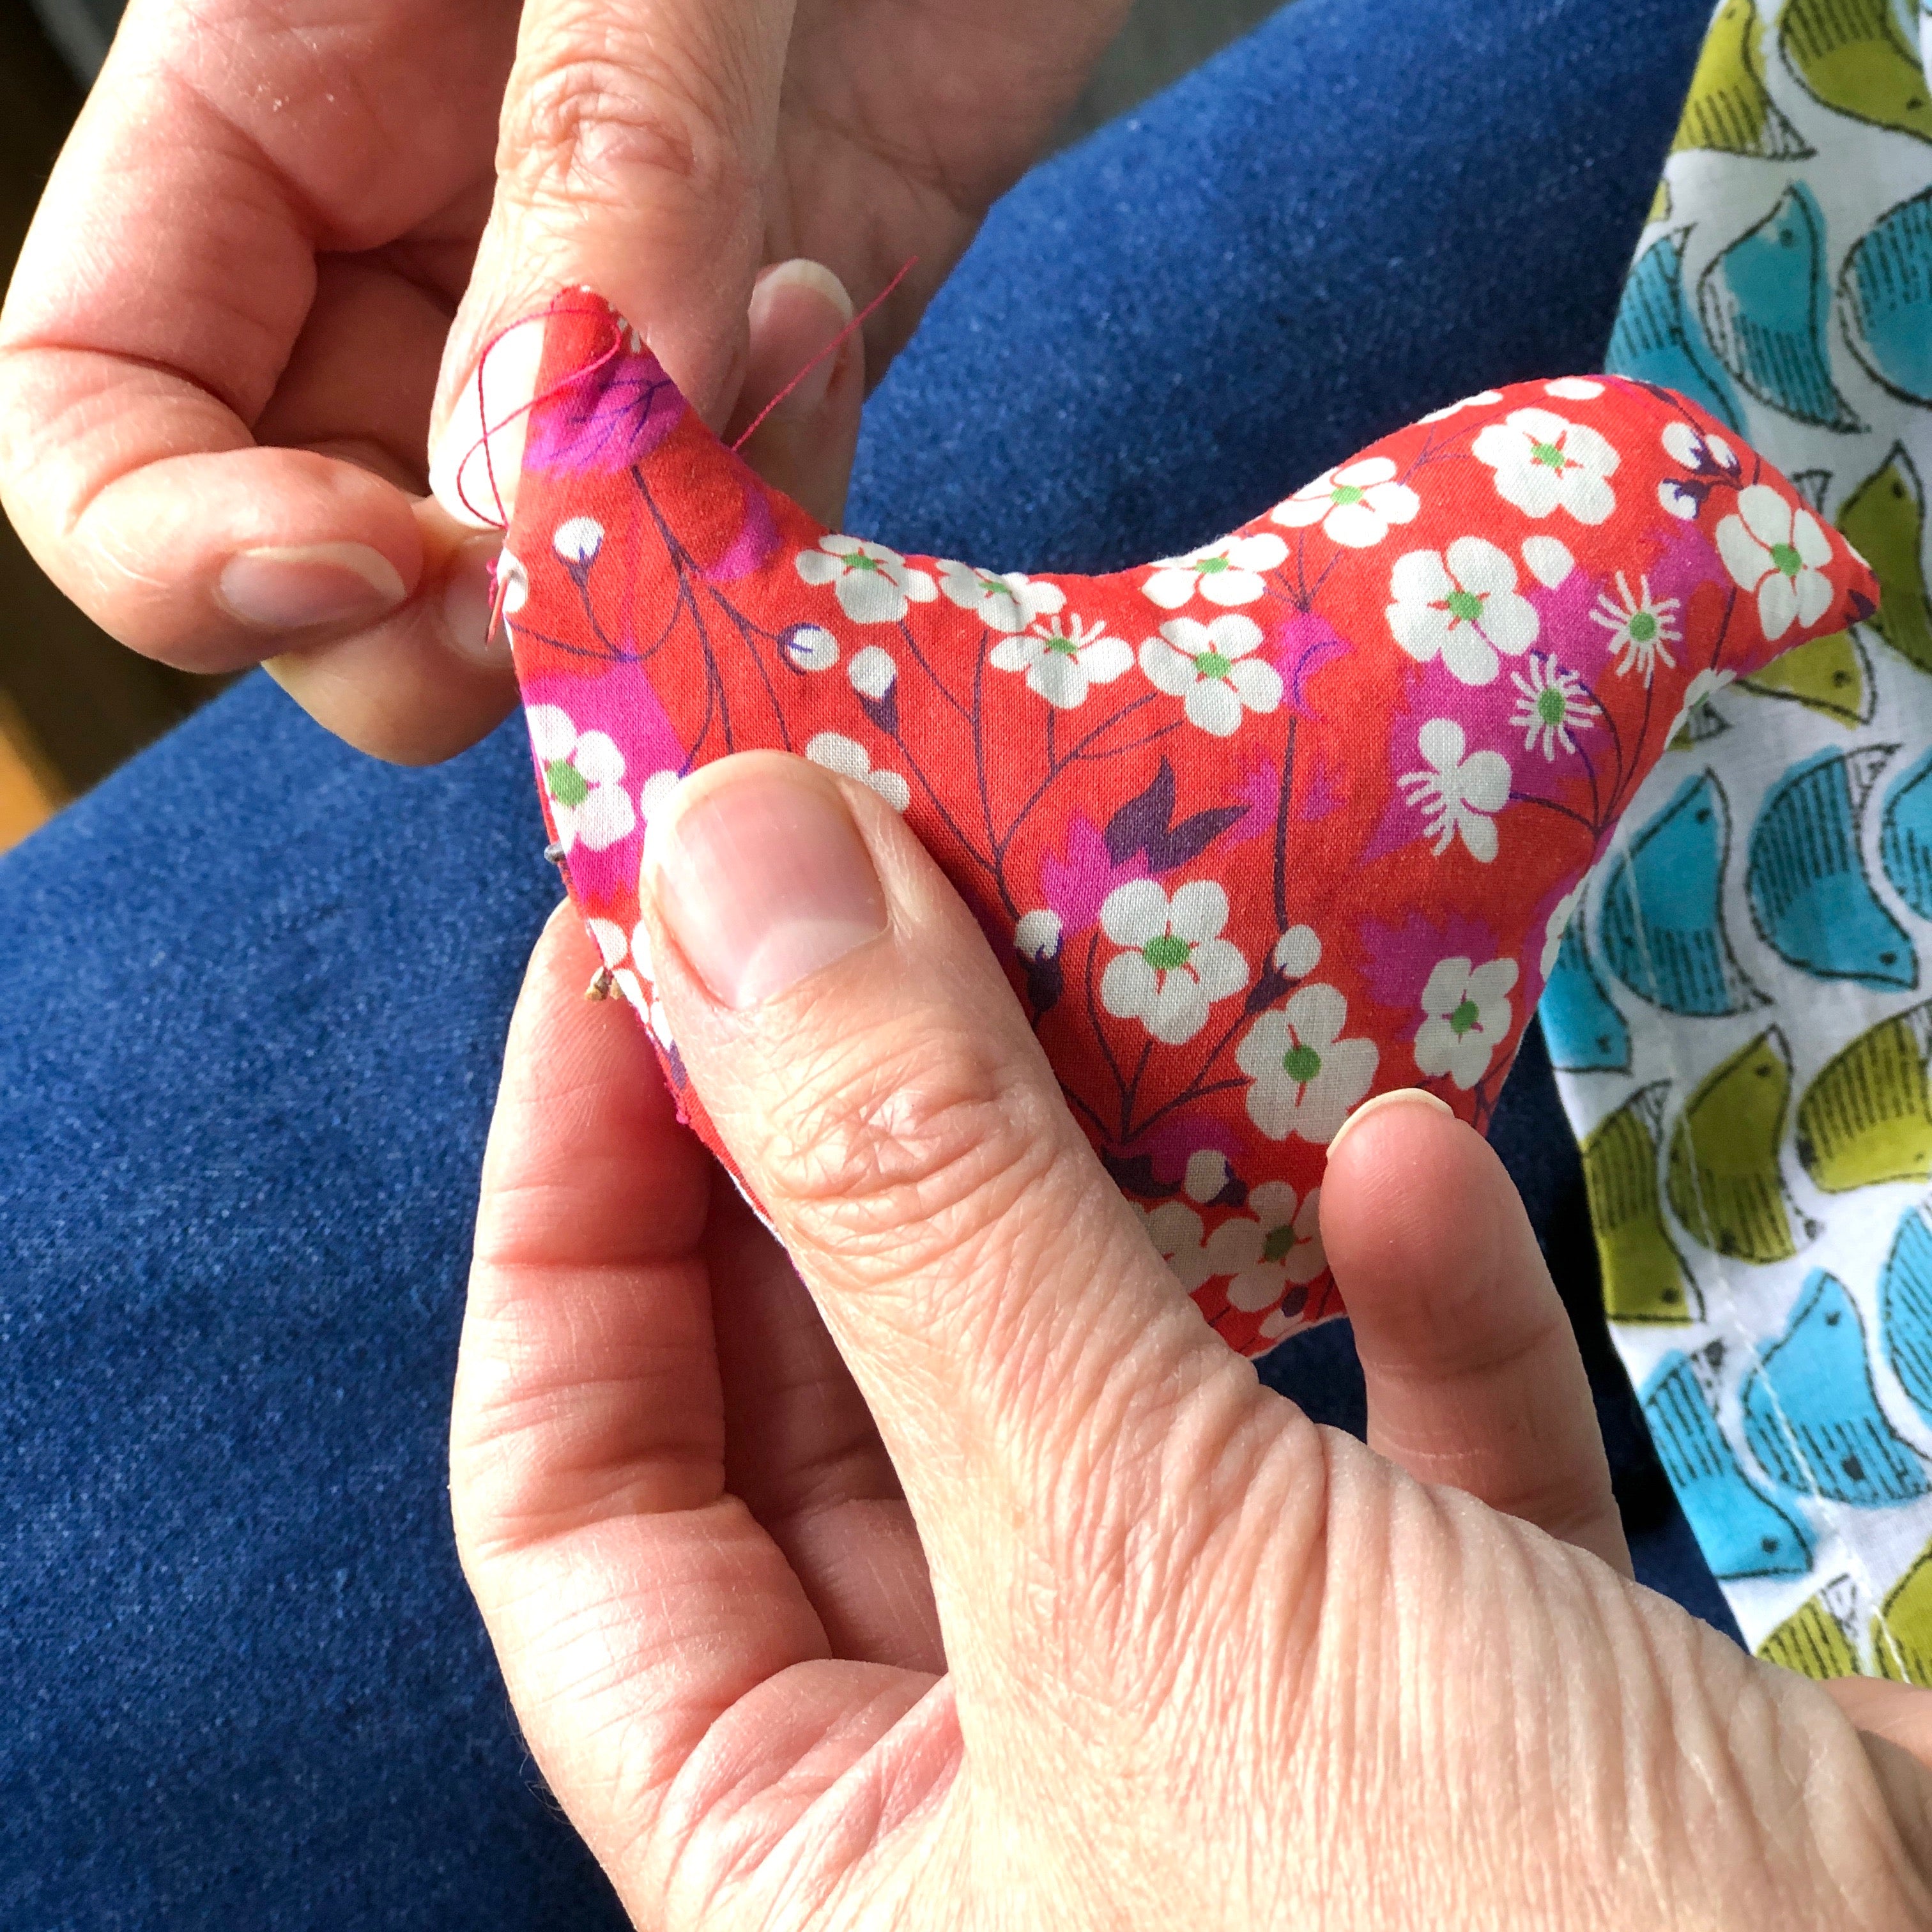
[0,0,1128,762]
[452,756,1932,1929]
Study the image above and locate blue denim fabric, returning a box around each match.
[0,1,1722,1923]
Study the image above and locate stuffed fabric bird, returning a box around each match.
[487,290,1873,1360]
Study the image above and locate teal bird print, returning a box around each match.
[1743,1270,1931,1506]
[1539,911,1632,1073]
[1699,181,1864,431]
[1842,190,1932,406]
[1642,1351,1815,1579]
[1746,747,1916,990]
[1880,1204,1932,1432]
[1600,770,1762,1016]
[1606,232,1747,432]
[1882,747,1932,919]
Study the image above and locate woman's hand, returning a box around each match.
[450,763,1932,1930]
[0,0,1126,762]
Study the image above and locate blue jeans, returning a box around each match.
[0,1,1723,1922]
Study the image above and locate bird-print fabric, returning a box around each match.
[1548,0,1932,1680]
[490,294,1865,1364]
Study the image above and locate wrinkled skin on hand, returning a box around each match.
[0,0,1128,759]
[451,790,1932,1931]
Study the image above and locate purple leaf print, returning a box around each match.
[1042,815,1149,937]
[706,477,783,584]
[526,353,686,478]
[1105,758,1246,873]
[1273,612,1352,717]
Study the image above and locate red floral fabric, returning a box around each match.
[501,293,1875,1358]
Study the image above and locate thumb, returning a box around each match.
[428,0,792,525]
[638,751,1282,1691]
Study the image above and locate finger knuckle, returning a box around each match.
[498,17,749,212]
[758,1000,1065,1280]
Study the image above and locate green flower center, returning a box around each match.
[847,553,881,573]
[1195,554,1230,574]
[1143,934,1193,972]
[1629,611,1658,643]
[546,758,590,809]
[1536,687,1568,725]
[1044,633,1081,657]
[1530,438,1569,471]
[1194,650,1234,680]
[1770,541,1802,579]
[1445,588,1485,624]
[1262,1223,1301,1264]
[1330,484,1365,507]
[1281,1043,1322,1084]
[1448,997,1481,1036]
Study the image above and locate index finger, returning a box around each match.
[0,0,519,756]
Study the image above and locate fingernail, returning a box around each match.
[748,260,854,420]
[648,757,887,1009]
[217,543,407,632]
[429,321,544,530]
[1326,1087,1453,1160]
[441,536,509,666]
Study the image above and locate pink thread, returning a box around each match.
[456,295,627,530]
[465,261,918,640]
[729,258,918,454]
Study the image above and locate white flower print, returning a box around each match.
[1541,885,1584,981]
[805,731,910,812]
[1184,1148,1234,1202]
[1414,956,1518,1089]
[848,645,897,700]
[637,769,681,827]
[1235,982,1379,1143]
[1206,1181,1328,1310]
[586,916,673,1048]
[1419,388,1503,424]
[936,560,1066,633]
[1664,668,1736,748]
[1397,719,1512,862]
[1386,537,1539,686]
[1520,535,1575,588]
[1545,378,1605,401]
[1273,924,1321,977]
[1658,478,1701,521]
[1661,418,1739,478]
[1508,655,1599,760]
[990,614,1134,709]
[1270,457,1420,549]
[1142,532,1288,610]
[795,535,939,624]
[782,624,839,672]
[526,703,636,853]
[1588,571,1682,684]
[1140,615,1284,736]
[1716,484,1834,642]
[1015,909,1063,961]
[1473,408,1620,525]
[553,515,604,566]
[1099,878,1250,1045]
[1135,1201,1215,1292]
